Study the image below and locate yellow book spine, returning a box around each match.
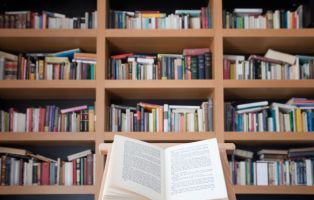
[88,107,95,132]
[296,108,302,132]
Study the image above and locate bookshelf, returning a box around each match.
[0,0,313,199]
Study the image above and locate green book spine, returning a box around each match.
[90,64,95,80]
[182,57,186,80]
[80,157,84,185]
[191,56,198,79]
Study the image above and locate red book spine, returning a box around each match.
[39,108,45,132]
[41,162,50,185]
[9,108,15,132]
[84,157,87,185]
[82,63,87,80]
[72,160,77,185]
[201,7,206,28]
[186,56,191,80]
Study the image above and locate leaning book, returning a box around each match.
[101,135,228,200]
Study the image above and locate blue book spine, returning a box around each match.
[308,111,313,132]
[177,64,183,80]
[237,114,242,132]
[271,109,276,132]
[207,7,211,28]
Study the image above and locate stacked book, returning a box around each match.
[223,5,309,29]
[0,105,95,133]
[108,48,212,80]
[229,147,314,186]
[108,8,211,29]
[0,10,97,29]
[0,49,96,80]
[223,49,314,80]
[0,147,95,186]
[225,98,314,133]
[108,98,213,132]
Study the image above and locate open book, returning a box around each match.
[102,135,228,200]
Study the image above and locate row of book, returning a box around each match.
[223,5,311,29]
[225,98,314,132]
[108,98,213,132]
[0,105,95,133]
[0,147,95,186]
[224,49,314,80]
[108,48,212,80]
[230,147,314,186]
[108,8,211,29]
[0,49,96,80]
[0,11,97,29]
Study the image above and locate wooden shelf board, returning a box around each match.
[0,33,96,53]
[223,29,314,54]
[234,185,314,195]
[225,132,314,144]
[0,80,97,89]
[104,132,216,142]
[104,80,216,89]
[106,87,213,100]
[224,80,314,89]
[224,81,314,100]
[0,29,97,38]
[106,34,213,53]
[0,81,96,99]
[222,29,314,37]
[0,185,95,195]
[105,29,214,38]
[0,132,95,143]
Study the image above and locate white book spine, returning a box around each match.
[64,162,73,186]
[164,104,169,132]
[306,159,313,186]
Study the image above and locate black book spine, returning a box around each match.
[166,57,171,79]
[204,53,211,79]
[88,12,92,29]
[0,15,3,28]
[191,56,198,79]
[141,107,144,132]
[256,61,261,79]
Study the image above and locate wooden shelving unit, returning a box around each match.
[234,186,314,195]
[0,186,95,195]
[0,0,313,199]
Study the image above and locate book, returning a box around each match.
[0,10,97,29]
[102,135,228,200]
[265,49,296,65]
[237,101,269,110]
[234,149,254,159]
[108,50,211,80]
[67,150,92,161]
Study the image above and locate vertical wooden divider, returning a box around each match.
[95,0,106,199]
[213,0,224,143]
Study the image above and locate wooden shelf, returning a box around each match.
[223,29,314,54]
[224,80,314,100]
[0,80,96,99]
[0,132,95,144]
[105,29,214,38]
[222,29,314,37]
[225,132,314,144]
[0,30,96,53]
[234,185,314,195]
[104,132,216,142]
[223,80,314,89]
[0,29,97,38]
[104,80,216,89]
[0,80,97,89]
[0,185,95,195]
[106,34,213,53]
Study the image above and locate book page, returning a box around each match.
[165,139,228,200]
[109,135,165,200]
